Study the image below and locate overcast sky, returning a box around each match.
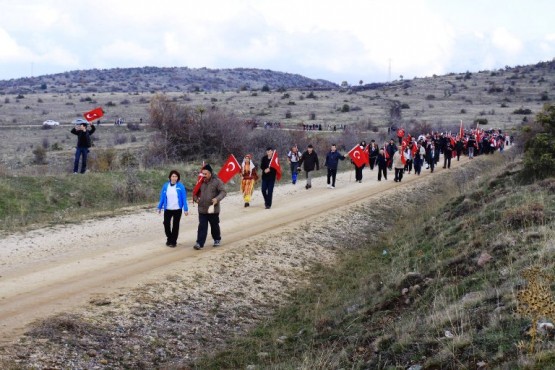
[1,0,554,84]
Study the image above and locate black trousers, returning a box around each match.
[443,155,451,169]
[261,177,276,208]
[196,213,221,247]
[394,168,404,182]
[163,209,182,244]
[414,158,422,175]
[378,165,387,180]
[369,156,377,170]
[355,166,364,181]
[327,167,337,186]
[404,159,413,173]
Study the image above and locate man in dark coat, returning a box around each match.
[324,144,345,188]
[70,122,96,174]
[298,144,319,189]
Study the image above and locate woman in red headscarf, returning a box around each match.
[240,154,259,207]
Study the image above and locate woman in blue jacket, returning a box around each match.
[157,170,189,247]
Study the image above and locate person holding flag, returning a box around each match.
[192,161,205,201]
[324,144,346,188]
[70,121,96,174]
[193,164,226,250]
[239,154,258,207]
[260,147,279,209]
[298,144,320,189]
[348,141,368,183]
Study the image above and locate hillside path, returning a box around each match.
[0,156,469,344]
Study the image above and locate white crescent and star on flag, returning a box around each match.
[226,162,236,172]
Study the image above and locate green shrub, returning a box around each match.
[514,107,532,114]
[32,146,47,164]
[523,104,555,179]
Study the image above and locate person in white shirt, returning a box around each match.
[157,170,189,247]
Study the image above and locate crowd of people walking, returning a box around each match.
[155,127,511,249]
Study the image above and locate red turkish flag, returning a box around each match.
[83,107,104,122]
[217,154,241,183]
[363,146,370,165]
[270,150,282,181]
[348,145,366,167]
[192,161,205,198]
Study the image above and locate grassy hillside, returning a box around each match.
[193,153,555,369]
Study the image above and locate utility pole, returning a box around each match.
[388,58,391,83]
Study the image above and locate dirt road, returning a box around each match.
[0,158,466,345]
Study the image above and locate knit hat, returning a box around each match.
[203,163,213,174]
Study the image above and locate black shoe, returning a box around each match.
[169,243,176,248]
[166,241,171,246]
[305,184,309,189]
[265,205,271,209]
[244,202,249,207]
[213,240,221,247]
[193,243,203,250]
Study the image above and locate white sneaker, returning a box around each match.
[331,186,335,189]
[327,184,332,188]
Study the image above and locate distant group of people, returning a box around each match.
[154,127,511,250]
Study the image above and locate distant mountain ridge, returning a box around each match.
[0,67,339,94]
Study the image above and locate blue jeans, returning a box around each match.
[290,162,299,183]
[73,147,89,173]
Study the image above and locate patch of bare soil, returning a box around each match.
[0,157,474,368]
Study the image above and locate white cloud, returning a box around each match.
[0,0,554,82]
[491,27,523,55]
[0,28,30,60]
[98,40,154,63]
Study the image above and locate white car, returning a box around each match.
[43,120,60,126]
